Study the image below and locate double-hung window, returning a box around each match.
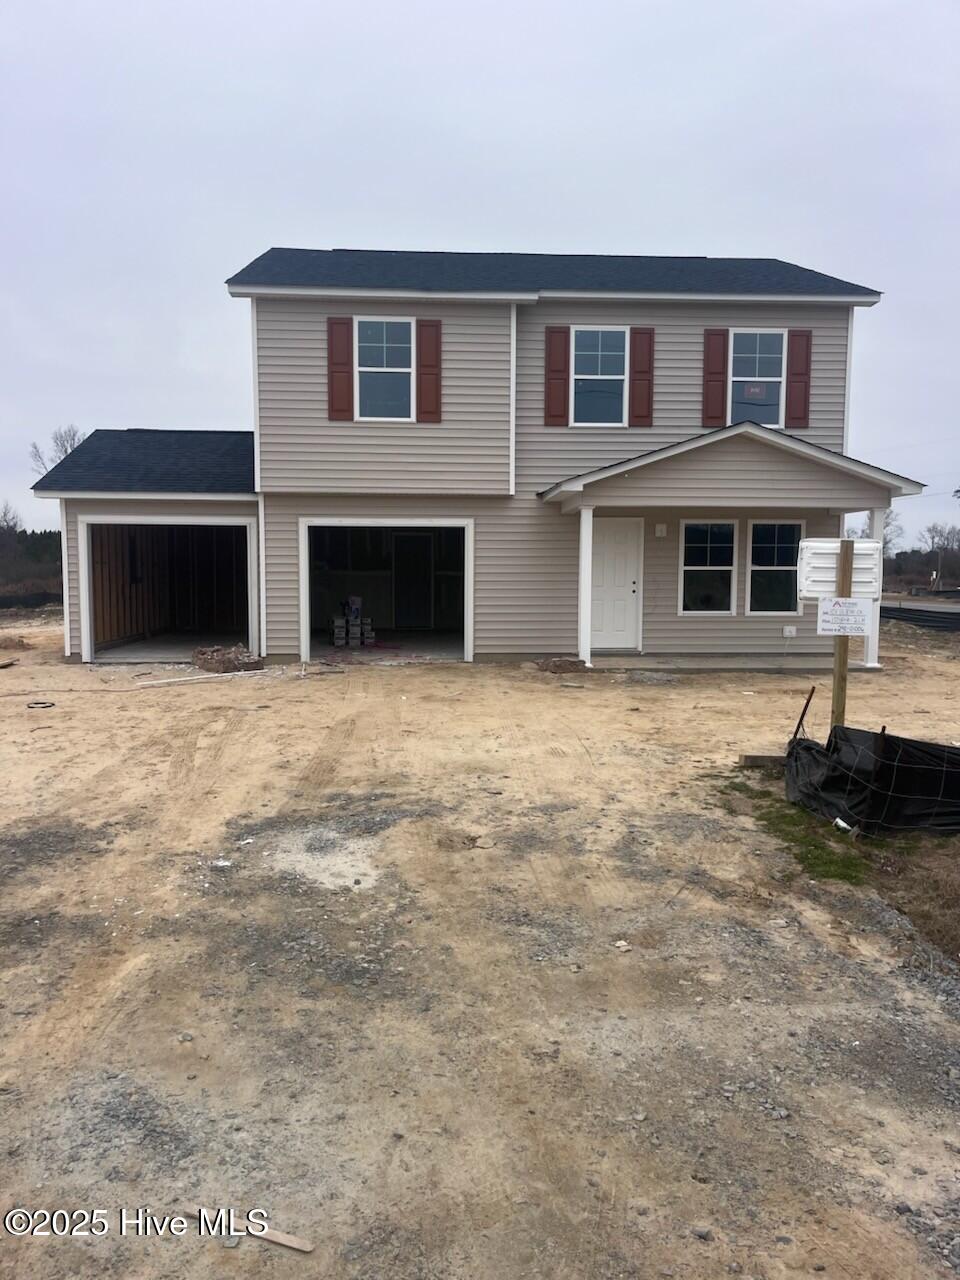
[572,327,627,425]
[680,522,737,614]
[747,522,802,614]
[729,330,786,428]
[356,319,414,421]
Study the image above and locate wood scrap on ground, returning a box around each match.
[181,1208,313,1254]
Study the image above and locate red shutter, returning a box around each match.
[785,329,812,428]
[544,326,570,426]
[327,317,353,420]
[416,319,442,422]
[702,329,729,427]
[628,327,654,427]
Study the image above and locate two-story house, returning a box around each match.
[35,248,923,667]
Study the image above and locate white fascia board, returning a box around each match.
[36,491,256,501]
[540,423,924,502]
[538,291,881,306]
[227,285,538,303]
[228,284,880,307]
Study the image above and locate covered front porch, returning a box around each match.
[538,423,923,670]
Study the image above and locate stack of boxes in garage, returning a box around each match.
[330,597,375,647]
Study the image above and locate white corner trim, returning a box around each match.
[508,302,517,495]
[257,492,267,657]
[677,518,739,618]
[59,498,71,657]
[297,516,475,664]
[843,306,854,456]
[251,297,261,491]
[76,513,259,663]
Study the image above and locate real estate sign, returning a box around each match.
[817,596,871,636]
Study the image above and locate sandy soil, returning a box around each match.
[1,617,958,1279]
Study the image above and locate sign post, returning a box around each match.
[799,535,883,732]
[829,539,854,728]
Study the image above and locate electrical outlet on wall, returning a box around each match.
[782,625,797,639]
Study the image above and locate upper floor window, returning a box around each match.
[356,319,414,421]
[729,330,785,429]
[572,327,627,426]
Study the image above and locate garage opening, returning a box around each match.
[308,525,465,662]
[89,523,249,661]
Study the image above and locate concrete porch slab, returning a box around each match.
[590,653,866,674]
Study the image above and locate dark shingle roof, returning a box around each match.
[226,248,879,298]
[32,429,254,494]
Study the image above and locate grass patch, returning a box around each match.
[715,772,960,960]
[717,773,866,884]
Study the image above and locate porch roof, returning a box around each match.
[537,423,924,507]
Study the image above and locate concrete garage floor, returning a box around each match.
[95,632,244,663]
[1,618,959,1280]
[311,628,464,664]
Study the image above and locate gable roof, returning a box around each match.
[32,429,255,496]
[538,423,924,501]
[226,248,880,302]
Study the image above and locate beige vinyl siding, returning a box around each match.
[262,495,845,659]
[256,298,512,494]
[516,301,851,496]
[637,508,840,655]
[584,434,893,510]
[62,498,258,657]
[262,492,577,657]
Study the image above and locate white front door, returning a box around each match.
[591,518,643,650]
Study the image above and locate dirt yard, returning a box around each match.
[2,617,959,1279]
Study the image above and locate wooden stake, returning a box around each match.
[830,538,855,729]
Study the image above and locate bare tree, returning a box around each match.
[919,522,951,553]
[845,508,904,555]
[0,500,22,532]
[30,425,86,476]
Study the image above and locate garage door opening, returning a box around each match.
[307,524,466,663]
[87,523,251,662]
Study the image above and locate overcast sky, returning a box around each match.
[2,0,957,540]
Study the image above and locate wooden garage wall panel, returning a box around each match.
[92,525,172,647]
[584,434,893,509]
[515,301,851,495]
[262,492,578,656]
[62,499,258,657]
[256,298,512,494]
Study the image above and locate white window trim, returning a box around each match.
[727,328,787,430]
[745,518,805,617]
[677,519,739,617]
[297,516,474,664]
[353,315,416,423]
[569,325,629,428]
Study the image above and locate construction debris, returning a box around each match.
[536,657,587,674]
[193,644,264,674]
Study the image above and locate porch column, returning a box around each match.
[578,505,594,666]
[865,506,886,668]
